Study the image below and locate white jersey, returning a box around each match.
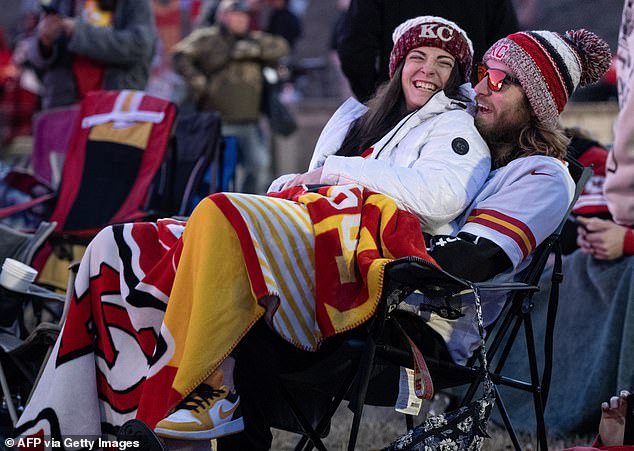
[423,155,575,364]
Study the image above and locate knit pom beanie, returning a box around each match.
[483,29,612,127]
[389,16,474,82]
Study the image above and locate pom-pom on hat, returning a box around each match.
[483,29,611,127]
[389,16,474,82]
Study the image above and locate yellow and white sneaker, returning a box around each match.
[154,384,244,440]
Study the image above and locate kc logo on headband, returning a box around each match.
[418,24,454,42]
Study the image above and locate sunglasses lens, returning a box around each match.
[486,69,507,92]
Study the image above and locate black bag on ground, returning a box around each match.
[261,67,297,137]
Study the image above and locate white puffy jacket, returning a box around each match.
[269,87,491,234]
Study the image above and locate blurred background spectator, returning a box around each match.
[264,0,302,52]
[23,0,157,110]
[172,0,289,194]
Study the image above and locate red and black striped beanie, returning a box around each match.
[483,29,611,127]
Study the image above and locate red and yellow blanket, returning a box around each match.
[16,185,435,440]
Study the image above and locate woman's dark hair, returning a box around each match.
[335,59,464,157]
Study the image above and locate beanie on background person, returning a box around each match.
[389,16,474,83]
[484,29,611,127]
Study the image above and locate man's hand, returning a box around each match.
[281,167,324,191]
[576,217,628,260]
[598,390,630,446]
[37,14,65,48]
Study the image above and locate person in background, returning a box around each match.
[563,128,634,260]
[264,0,302,51]
[564,390,633,450]
[172,0,289,194]
[24,0,156,110]
[605,0,634,225]
[560,127,611,254]
[336,0,518,102]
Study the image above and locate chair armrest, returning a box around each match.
[473,282,539,293]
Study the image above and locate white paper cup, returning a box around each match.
[1,258,38,291]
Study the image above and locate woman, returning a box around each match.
[269,15,489,234]
[16,16,489,449]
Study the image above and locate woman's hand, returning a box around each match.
[281,167,324,191]
[576,217,628,260]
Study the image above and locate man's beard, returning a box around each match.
[475,106,530,169]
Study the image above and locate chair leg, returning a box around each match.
[494,386,523,451]
[279,382,328,451]
[346,336,377,451]
[524,316,548,451]
[0,361,19,426]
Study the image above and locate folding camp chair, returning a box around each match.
[147,110,224,218]
[0,90,177,288]
[30,105,80,189]
[275,158,592,451]
[0,270,73,430]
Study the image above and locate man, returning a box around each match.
[336,0,519,102]
[424,28,612,364]
[172,0,289,194]
[26,0,156,109]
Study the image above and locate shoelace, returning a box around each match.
[176,384,226,412]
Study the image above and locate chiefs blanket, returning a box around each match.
[16,185,435,441]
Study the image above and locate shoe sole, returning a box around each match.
[118,419,168,451]
[154,417,245,440]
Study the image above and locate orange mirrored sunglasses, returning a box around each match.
[476,63,520,92]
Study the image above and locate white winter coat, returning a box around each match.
[269,87,491,234]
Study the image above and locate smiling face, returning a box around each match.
[474,59,531,150]
[401,46,456,111]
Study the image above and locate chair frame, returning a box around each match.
[278,158,592,451]
[0,264,76,429]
